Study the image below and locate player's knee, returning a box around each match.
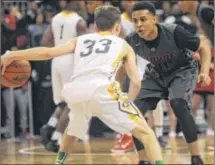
[170,98,197,143]
[133,122,154,136]
[170,98,189,118]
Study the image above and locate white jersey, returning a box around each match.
[61,33,142,140]
[70,32,125,82]
[51,11,82,104]
[121,12,135,35]
[52,11,82,45]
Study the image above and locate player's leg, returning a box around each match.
[131,120,163,164]
[98,94,163,164]
[40,59,65,146]
[40,103,66,146]
[111,73,167,153]
[169,68,204,165]
[166,100,177,137]
[191,92,202,121]
[98,82,163,164]
[152,101,169,149]
[46,105,70,152]
[206,94,214,151]
[14,88,29,139]
[205,70,214,138]
[141,101,168,148]
[111,76,135,153]
[55,103,91,165]
[206,94,214,135]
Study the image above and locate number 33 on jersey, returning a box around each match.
[72,32,125,78]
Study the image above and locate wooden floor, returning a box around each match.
[0,136,214,164]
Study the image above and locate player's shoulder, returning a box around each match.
[52,11,81,20]
[158,23,179,37]
[125,32,140,47]
[159,23,178,31]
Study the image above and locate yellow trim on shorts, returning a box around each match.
[107,81,142,123]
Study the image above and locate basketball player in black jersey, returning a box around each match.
[117,2,211,165]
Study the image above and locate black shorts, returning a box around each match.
[137,67,198,107]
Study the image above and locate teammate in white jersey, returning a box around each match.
[40,0,88,152]
[1,6,163,165]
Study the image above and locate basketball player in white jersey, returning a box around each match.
[1,6,164,165]
[111,0,169,153]
[40,0,88,152]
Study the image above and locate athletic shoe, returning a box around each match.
[40,124,55,146]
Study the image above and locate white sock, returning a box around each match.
[155,127,163,138]
[206,128,214,136]
[51,131,62,141]
[58,136,62,145]
[47,117,58,128]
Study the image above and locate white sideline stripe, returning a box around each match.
[19,146,214,156]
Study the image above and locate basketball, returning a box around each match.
[1,60,31,88]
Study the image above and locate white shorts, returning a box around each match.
[51,55,74,105]
[62,78,143,140]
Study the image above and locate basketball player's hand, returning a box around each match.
[197,73,211,87]
[1,51,14,75]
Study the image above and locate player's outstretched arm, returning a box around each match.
[1,38,77,75]
[123,42,141,101]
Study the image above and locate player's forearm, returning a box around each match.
[115,66,126,88]
[9,47,53,61]
[198,41,211,75]
[128,82,141,101]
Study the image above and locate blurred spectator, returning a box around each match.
[28,13,48,47]
[2,7,31,139]
[41,0,61,14]
[26,1,41,24]
[1,9,16,54]
[164,14,198,35]
[4,6,17,30]
[85,1,104,32]
[44,9,54,24]
[160,1,172,22]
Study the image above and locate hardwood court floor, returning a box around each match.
[0,136,214,164]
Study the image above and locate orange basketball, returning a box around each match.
[1,60,31,88]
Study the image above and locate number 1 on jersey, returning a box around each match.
[60,25,64,39]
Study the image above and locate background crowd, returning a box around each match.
[1,0,214,141]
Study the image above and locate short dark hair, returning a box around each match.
[95,6,121,31]
[132,1,156,15]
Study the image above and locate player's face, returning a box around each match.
[132,10,156,39]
